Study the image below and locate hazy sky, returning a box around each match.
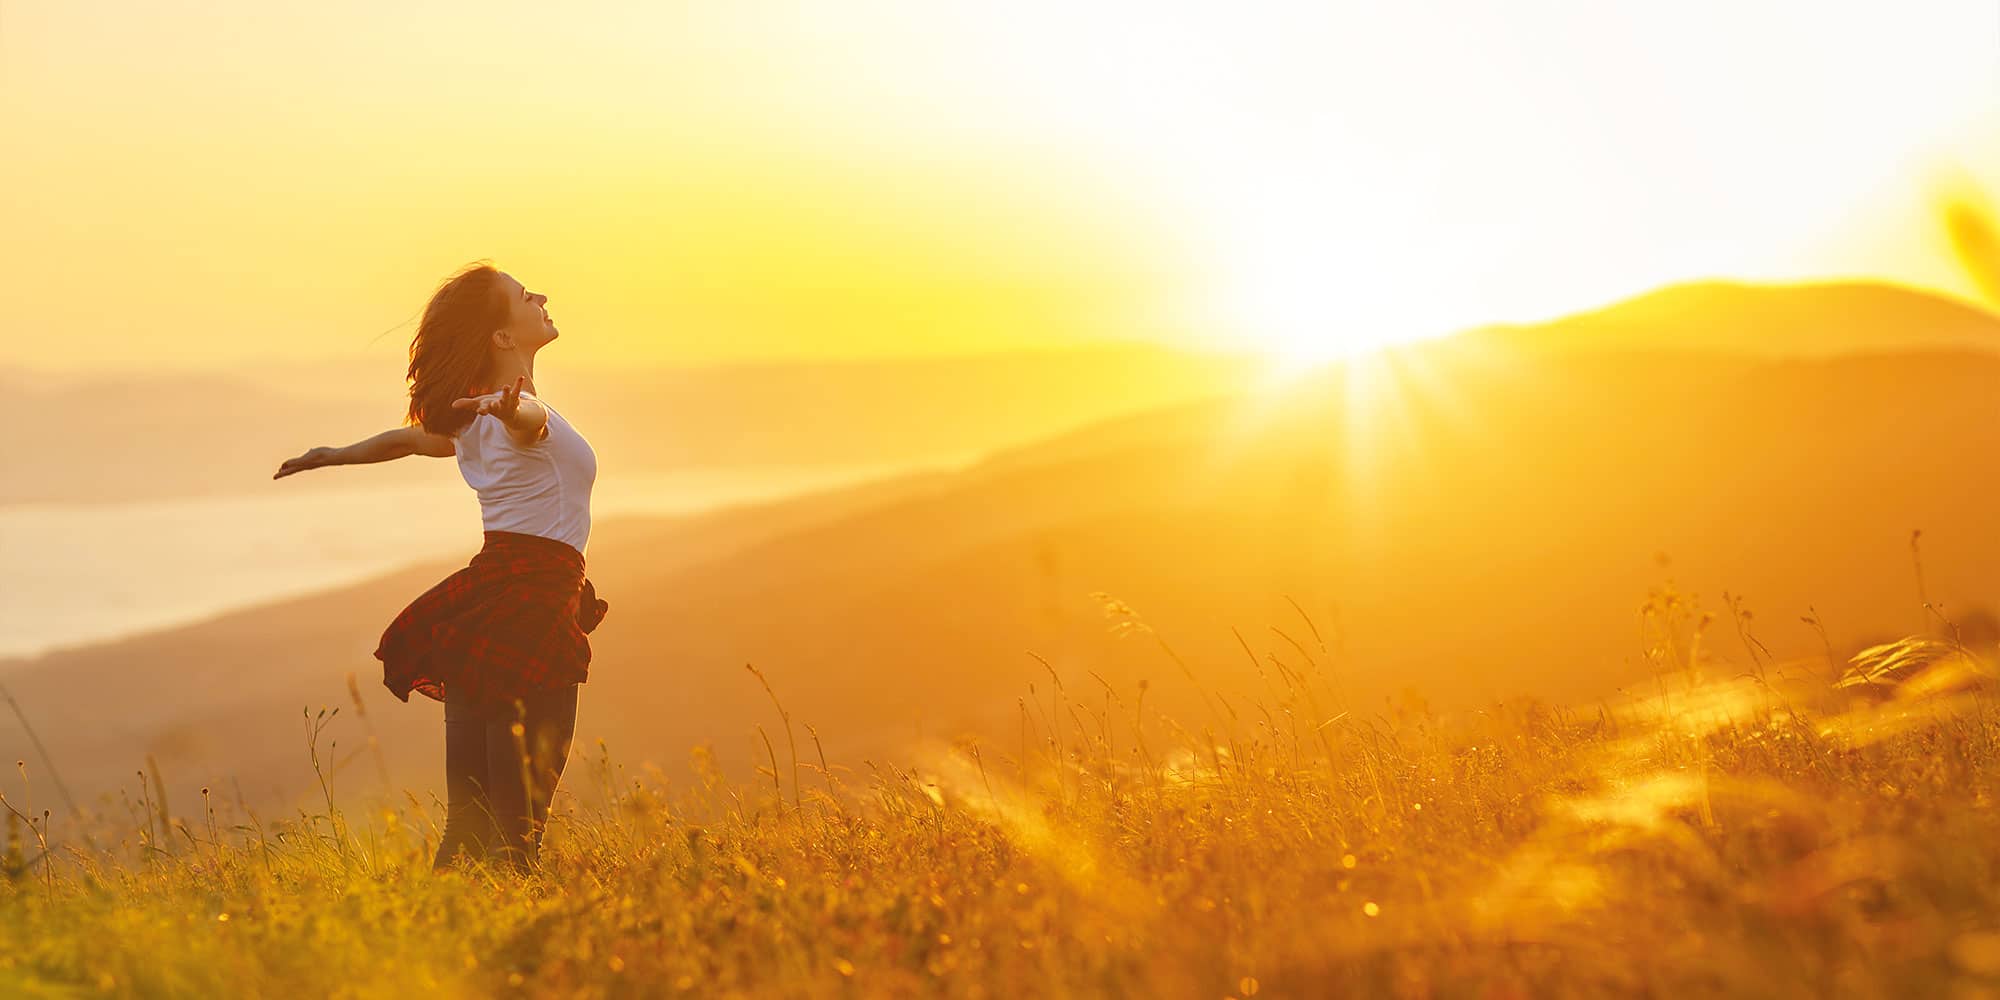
[4,1,1996,371]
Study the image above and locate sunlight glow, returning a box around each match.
[1227,268,1443,364]
[3,1,1995,369]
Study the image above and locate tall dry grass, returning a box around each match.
[4,587,2000,998]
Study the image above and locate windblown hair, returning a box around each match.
[405,262,509,436]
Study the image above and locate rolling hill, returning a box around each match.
[5,281,2000,821]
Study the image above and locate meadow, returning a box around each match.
[4,587,1999,999]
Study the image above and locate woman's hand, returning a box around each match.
[273,446,339,479]
[272,427,452,480]
[453,374,548,445]
[453,375,527,420]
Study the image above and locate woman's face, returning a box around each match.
[494,271,558,355]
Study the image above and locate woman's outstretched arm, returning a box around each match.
[273,425,455,479]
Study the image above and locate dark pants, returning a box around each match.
[433,682,579,874]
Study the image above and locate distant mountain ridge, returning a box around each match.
[4,346,1260,505]
[1477,279,2000,357]
[8,281,1995,505]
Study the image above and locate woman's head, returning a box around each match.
[404,262,560,435]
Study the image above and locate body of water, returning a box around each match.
[0,464,928,663]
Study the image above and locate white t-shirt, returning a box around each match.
[452,394,598,555]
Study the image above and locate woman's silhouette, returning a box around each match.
[273,261,608,874]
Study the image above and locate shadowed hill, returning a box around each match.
[6,283,2000,817]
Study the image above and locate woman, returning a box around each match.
[272,261,608,875]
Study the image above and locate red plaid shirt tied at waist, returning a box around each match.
[376,529,610,718]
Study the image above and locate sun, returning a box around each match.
[1256,316,1410,367]
[1218,256,1444,369]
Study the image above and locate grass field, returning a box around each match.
[5,589,2000,999]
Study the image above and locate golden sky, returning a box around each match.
[3,1,1996,371]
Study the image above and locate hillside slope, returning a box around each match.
[7,284,1999,816]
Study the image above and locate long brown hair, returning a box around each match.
[405,261,509,436]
